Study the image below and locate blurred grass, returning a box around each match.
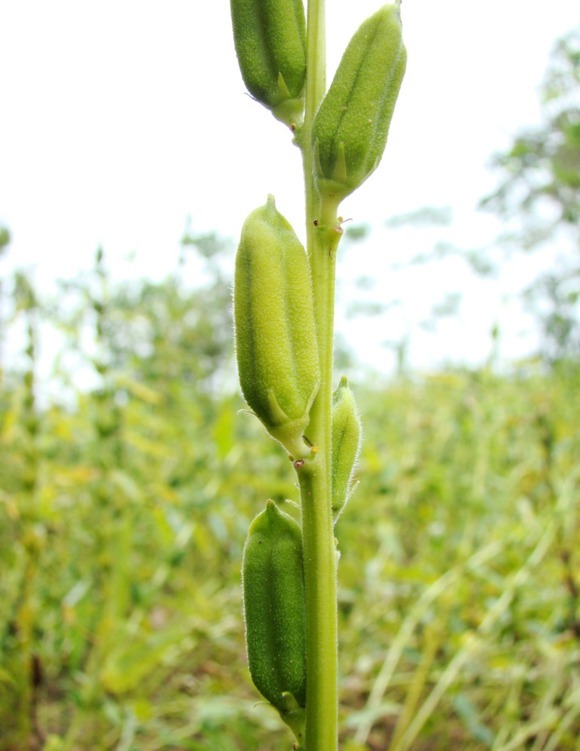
[0,268,579,750]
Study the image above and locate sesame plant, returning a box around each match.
[229,1,406,748]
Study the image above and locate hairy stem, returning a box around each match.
[296,0,343,747]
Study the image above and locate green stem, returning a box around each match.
[296,1,344,748]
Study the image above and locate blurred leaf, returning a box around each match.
[453,693,494,746]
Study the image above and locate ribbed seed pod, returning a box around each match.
[312,4,407,202]
[331,377,362,521]
[242,500,307,715]
[234,196,319,460]
[230,0,307,127]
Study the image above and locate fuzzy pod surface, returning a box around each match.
[230,0,307,126]
[331,377,362,521]
[242,500,307,713]
[234,195,319,459]
[312,3,407,202]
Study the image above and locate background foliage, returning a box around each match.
[0,236,578,750]
[480,25,580,362]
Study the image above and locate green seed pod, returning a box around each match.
[230,0,307,127]
[234,195,319,460]
[242,500,307,718]
[312,3,407,202]
[331,377,362,521]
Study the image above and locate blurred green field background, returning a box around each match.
[0,243,578,751]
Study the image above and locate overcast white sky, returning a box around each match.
[1,1,578,373]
